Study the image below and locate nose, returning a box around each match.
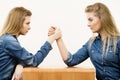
[87,22,90,27]
[28,26,31,30]
[87,21,91,27]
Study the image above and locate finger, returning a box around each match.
[14,77,17,80]
[48,28,55,32]
[14,75,19,80]
[48,32,54,36]
[55,28,61,33]
[51,26,56,29]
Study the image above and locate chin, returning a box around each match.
[23,33,27,35]
[92,30,97,33]
[20,33,27,36]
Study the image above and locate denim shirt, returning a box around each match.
[0,34,52,80]
[64,35,120,80]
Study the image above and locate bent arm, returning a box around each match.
[5,38,52,67]
[56,38,89,67]
[4,28,61,67]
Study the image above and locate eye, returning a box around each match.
[88,18,93,22]
[26,22,30,25]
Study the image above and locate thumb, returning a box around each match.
[51,26,56,30]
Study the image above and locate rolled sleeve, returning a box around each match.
[64,52,73,63]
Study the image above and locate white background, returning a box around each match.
[0,0,120,68]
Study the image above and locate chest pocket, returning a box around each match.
[104,45,119,65]
[90,45,103,64]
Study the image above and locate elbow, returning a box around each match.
[66,63,75,67]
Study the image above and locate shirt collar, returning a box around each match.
[95,34,101,40]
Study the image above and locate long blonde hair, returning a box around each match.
[85,3,120,55]
[0,7,32,36]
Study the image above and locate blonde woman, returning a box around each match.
[0,7,61,80]
[49,2,120,80]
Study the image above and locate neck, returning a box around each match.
[99,30,106,42]
[15,33,20,38]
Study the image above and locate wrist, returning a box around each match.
[47,35,55,44]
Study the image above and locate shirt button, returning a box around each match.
[91,50,94,53]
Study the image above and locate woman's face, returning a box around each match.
[86,12,102,33]
[20,16,31,35]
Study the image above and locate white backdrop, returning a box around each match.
[0,0,120,68]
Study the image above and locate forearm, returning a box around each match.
[12,64,23,80]
[33,41,52,66]
[56,38,69,60]
[15,64,23,73]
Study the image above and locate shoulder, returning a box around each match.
[1,34,17,42]
[1,34,22,49]
[0,34,19,47]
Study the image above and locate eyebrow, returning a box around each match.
[26,22,30,24]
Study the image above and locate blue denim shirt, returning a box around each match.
[64,35,120,80]
[0,34,52,80]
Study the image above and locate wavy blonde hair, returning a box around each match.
[85,3,120,55]
[0,7,32,36]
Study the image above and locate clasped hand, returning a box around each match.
[48,26,62,40]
